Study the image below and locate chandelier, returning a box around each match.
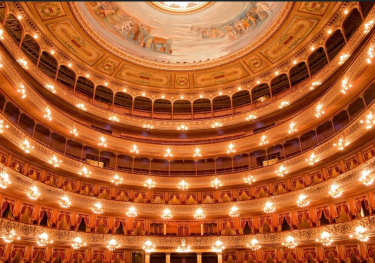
[130,144,139,154]
[211,177,222,188]
[59,195,71,208]
[18,84,26,98]
[194,147,201,157]
[359,169,374,186]
[37,233,53,247]
[76,104,87,111]
[316,231,333,246]
[227,143,235,153]
[44,107,52,121]
[259,134,269,146]
[341,78,352,93]
[162,2,202,9]
[364,21,374,34]
[143,240,155,253]
[45,84,56,93]
[212,122,222,128]
[177,124,188,130]
[367,46,374,63]
[2,230,20,243]
[334,137,349,150]
[79,167,91,177]
[72,237,86,249]
[310,82,320,90]
[247,238,261,250]
[21,139,34,153]
[194,207,205,220]
[49,155,62,167]
[288,122,297,134]
[92,203,103,214]
[244,175,255,184]
[164,148,173,157]
[109,116,119,122]
[18,59,28,69]
[297,194,310,207]
[0,119,9,133]
[329,184,342,198]
[70,128,78,137]
[98,136,107,147]
[143,124,154,129]
[178,239,190,252]
[339,55,349,66]
[275,165,287,177]
[0,170,10,188]
[178,180,188,190]
[360,111,375,129]
[107,239,120,250]
[229,206,240,217]
[306,153,318,165]
[28,186,41,200]
[212,240,225,252]
[264,201,275,213]
[279,101,290,109]
[315,104,325,117]
[246,114,256,121]
[350,226,369,242]
[111,174,123,185]
[161,207,172,220]
[126,207,137,217]
[144,178,155,188]
[283,236,297,248]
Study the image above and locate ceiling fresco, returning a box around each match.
[76,2,285,63]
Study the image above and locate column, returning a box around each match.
[217,252,223,263]
[197,253,202,263]
[201,223,204,236]
[166,253,171,263]
[164,223,167,235]
[145,253,151,263]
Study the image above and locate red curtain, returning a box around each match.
[256,186,268,194]
[292,178,304,188]
[114,218,127,229]
[38,208,52,224]
[283,252,296,260]
[278,213,291,225]
[241,218,253,228]
[303,250,317,260]
[132,220,145,230]
[75,214,90,230]
[263,252,276,261]
[317,207,330,220]
[57,212,71,225]
[244,254,256,261]
[112,252,124,261]
[72,250,85,262]
[32,249,45,260]
[1,199,15,215]
[259,216,272,228]
[11,246,25,260]
[355,197,369,210]
[368,247,374,257]
[324,249,339,260]
[92,251,105,261]
[96,217,108,227]
[222,220,234,229]
[345,247,360,259]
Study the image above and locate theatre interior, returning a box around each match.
[1,1,375,263]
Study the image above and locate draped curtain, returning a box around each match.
[345,247,360,259]
[57,212,71,225]
[278,214,291,225]
[111,252,124,263]
[75,214,90,230]
[283,252,296,261]
[263,252,276,261]
[11,246,25,260]
[336,203,349,215]
[38,208,52,225]
[256,186,268,194]
[92,251,105,261]
[303,250,317,260]
[241,218,253,228]
[114,218,127,229]
[317,207,330,220]
[71,250,85,262]
[324,249,339,260]
[297,211,311,223]
[1,199,15,216]
[355,197,369,210]
[222,220,234,229]
[259,216,272,228]
[244,254,256,261]
[292,178,304,188]
[132,220,145,230]
[51,249,66,262]
[31,249,45,260]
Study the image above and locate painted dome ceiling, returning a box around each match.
[76,2,285,63]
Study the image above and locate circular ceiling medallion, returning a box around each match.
[147,2,213,14]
